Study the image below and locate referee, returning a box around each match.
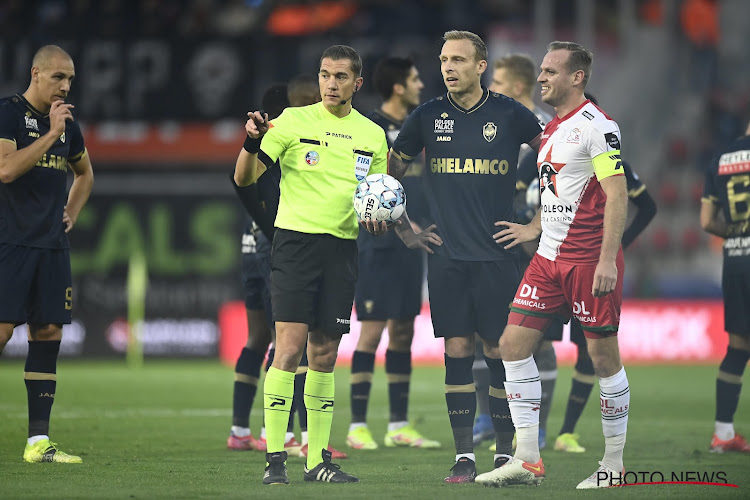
[234,45,439,485]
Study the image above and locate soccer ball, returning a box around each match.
[353,173,406,223]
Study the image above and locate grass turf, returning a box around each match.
[0,360,748,499]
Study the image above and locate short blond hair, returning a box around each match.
[443,30,488,63]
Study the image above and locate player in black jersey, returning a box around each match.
[389,31,542,483]
[346,57,439,451]
[0,45,93,463]
[228,83,290,453]
[473,53,555,448]
[701,120,750,454]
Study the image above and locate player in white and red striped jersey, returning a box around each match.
[475,41,630,490]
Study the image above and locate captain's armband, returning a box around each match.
[592,150,624,181]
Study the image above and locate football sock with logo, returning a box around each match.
[503,356,541,463]
[304,369,335,469]
[294,351,309,432]
[232,348,264,428]
[25,341,60,437]
[715,347,750,437]
[560,348,595,435]
[599,367,629,472]
[263,367,294,454]
[484,356,514,455]
[444,354,476,454]
[386,350,411,422]
[350,351,375,424]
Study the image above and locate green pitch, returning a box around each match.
[0,361,747,499]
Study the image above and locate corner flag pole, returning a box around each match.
[127,251,148,369]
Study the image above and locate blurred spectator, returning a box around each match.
[138,0,181,37]
[0,0,33,40]
[180,0,218,37]
[266,0,357,36]
[31,0,67,44]
[680,0,719,92]
[214,0,261,36]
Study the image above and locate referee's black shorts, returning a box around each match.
[270,228,357,336]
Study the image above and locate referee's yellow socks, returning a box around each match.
[304,369,335,469]
[263,367,295,454]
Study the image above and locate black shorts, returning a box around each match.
[354,246,423,321]
[542,318,587,346]
[270,229,357,335]
[0,243,72,325]
[241,249,272,327]
[723,258,750,336]
[427,254,520,340]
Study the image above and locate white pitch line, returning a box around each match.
[1,408,232,420]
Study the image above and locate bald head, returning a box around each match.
[32,45,72,70]
[25,45,75,112]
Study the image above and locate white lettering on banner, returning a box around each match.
[617,309,713,360]
[221,300,728,365]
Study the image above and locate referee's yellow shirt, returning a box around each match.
[260,101,388,240]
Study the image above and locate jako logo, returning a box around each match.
[336,318,350,325]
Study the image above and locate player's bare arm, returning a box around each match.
[64,152,94,233]
[388,148,413,181]
[700,199,728,238]
[493,209,542,249]
[233,110,269,187]
[0,100,73,183]
[593,174,627,297]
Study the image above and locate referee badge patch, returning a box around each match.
[483,122,497,142]
[305,151,319,166]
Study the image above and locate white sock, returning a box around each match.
[231,426,250,438]
[603,433,626,472]
[503,356,541,463]
[27,435,49,446]
[600,367,629,471]
[301,431,309,446]
[715,421,735,441]
[349,422,367,431]
[456,453,475,463]
[260,427,266,439]
[285,431,295,443]
[600,367,629,436]
[388,421,408,432]
[516,425,541,462]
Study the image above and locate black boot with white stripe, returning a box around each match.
[303,448,359,483]
[263,451,289,485]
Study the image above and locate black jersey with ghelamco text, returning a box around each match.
[703,134,750,259]
[358,108,428,252]
[392,88,542,261]
[0,94,86,249]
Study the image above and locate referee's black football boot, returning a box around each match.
[262,451,289,485]
[303,449,359,483]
